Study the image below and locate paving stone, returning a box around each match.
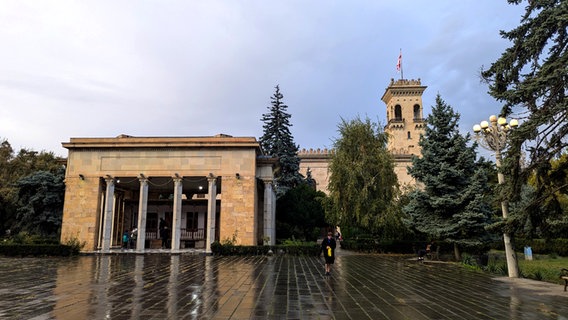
[0,251,568,319]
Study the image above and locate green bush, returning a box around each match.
[7,232,59,245]
[484,259,508,276]
[0,243,79,256]
[211,241,321,256]
[340,238,417,254]
[492,238,568,257]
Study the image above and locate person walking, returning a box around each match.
[321,231,337,276]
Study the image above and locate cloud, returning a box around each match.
[0,1,526,156]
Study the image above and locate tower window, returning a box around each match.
[395,105,402,120]
[407,131,411,139]
[414,104,421,120]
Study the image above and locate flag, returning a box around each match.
[396,52,402,72]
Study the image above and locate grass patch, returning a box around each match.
[483,250,568,285]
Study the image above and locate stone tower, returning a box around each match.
[381,78,427,186]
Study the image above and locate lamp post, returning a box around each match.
[473,115,519,278]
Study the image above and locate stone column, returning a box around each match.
[171,176,183,251]
[136,176,148,253]
[263,180,275,245]
[270,187,276,245]
[205,175,217,254]
[101,177,115,252]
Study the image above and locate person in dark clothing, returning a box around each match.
[159,218,167,249]
[321,232,337,276]
[161,226,169,249]
[418,241,434,260]
[130,227,138,249]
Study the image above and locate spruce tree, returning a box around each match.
[259,85,303,196]
[481,0,568,204]
[404,95,493,260]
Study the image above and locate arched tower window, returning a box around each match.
[413,104,421,120]
[394,105,402,121]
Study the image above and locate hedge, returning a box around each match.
[339,239,416,254]
[211,242,321,256]
[508,238,568,257]
[0,243,79,257]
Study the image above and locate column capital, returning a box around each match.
[104,175,115,185]
[261,178,274,185]
[173,173,183,183]
[207,173,217,183]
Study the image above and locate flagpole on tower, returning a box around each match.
[396,49,403,80]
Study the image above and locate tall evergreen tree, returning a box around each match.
[481,0,568,209]
[259,85,303,196]
[404,95,493,260]
[326,116,400,238]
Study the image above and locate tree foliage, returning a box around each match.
[404,96,493,258]
[325,116,400,237]
[15,168,66,237]
[259,85,303,196]
[481,0,568,217]
[507,153,568,239]
[276,183,326,242]
[0,138,64,236]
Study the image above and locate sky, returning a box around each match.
[0,1,527,157]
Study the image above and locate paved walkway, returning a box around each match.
[1,249,567,319]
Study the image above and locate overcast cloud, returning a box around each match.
[0,1,526,157]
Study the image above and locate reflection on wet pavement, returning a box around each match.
[0,253,567,319]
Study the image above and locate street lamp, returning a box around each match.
[473,115,519,278]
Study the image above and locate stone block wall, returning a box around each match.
[219,174,257,245]
[60,176,102,251]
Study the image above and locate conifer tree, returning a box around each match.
[481,0,568,205]
[404,95,493,260]
[15,168,65,237]
[259,85,303,196]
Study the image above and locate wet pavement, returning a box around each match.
[1,249,567,319]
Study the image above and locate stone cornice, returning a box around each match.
[298,148,334,160]
[63,135,261,151]
[381,78,427,103]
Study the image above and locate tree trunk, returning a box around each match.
[453,243,461,261]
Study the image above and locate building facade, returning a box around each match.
[299,78,427,193]
[60,78,426,252]
[60,134,277,253]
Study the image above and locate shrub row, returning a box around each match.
[489,238,568,257]
[339,239,416,254]
[0,243,79,257]
[211,242,321,256]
